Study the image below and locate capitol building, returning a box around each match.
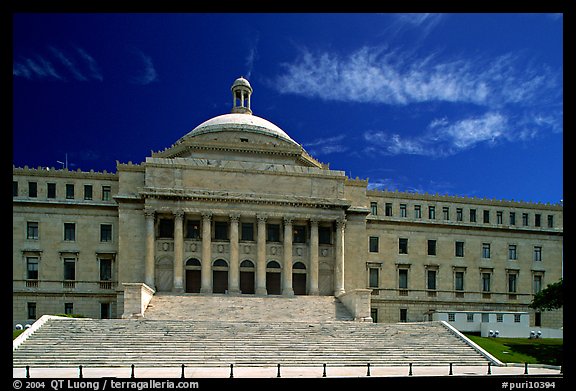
[13,77,563,329]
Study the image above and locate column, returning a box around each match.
[309,219,320,295]
[282,217,294,296]
[144,209,156,289]
[228,213,240,294]
[334,218,346,296]
[255,214,267,295]
[173,210,184,292]
[200,213,212,293]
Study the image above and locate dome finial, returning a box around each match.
[231,77,253,114]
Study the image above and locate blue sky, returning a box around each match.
[12,13,563,204]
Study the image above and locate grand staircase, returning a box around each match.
[13,295,494,368]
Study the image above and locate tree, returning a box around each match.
[529,279,563,311]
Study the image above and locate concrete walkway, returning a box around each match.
[13,364,562,378]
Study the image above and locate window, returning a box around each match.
[467,313,474,322]
[27,257,39,280]
[241,223,254,241]
[456,208,463,222]
[83,184,92,200]
[514,314,521,323]
[454,271,464,291]
[482,273,491,292]
[455,241,464,257]
[369,236,379,253]
[414,205,422,219]
[100,259,112,281]
[399,238,408,254]
[522,213,529,226]
[443,207,450,220]
[533,246,542,262]
[186,220,201,239]
[428,206,436,220]
[214,222,228,240]
[508,273,517,293]
[293,225,306,243]
[63,258,76,280]
[469,209,477,222]
[66,184,75,199]
[64,223,76,241]
[27,302,37,320]
[158,219,174,238]
[47,183,56,198]
[102,185,111,201]
[319,226,331,244]
[27,222,39,240]
[398,269,408,289]
[427,240,437,256]
[508,245,517,260]
[497,211,503,224]
[385,203,393,217]
[427,270,437,290]
[13,181,18,197]
[533,275,542,294]
[267,224,280,242]
[371,308,378,323]
[482,243,491,259]
[400,308,407,322]
[497,313,503,322]
[448,313,455,322]
[369,268,379,288]
[100,224,112,242]
[510,212,516,225]
[64,303,74,315]
[370,202,378,215]
[483,210,490,223]
[400,204,407,217]
[535,312,542,327]
[481,313,489,323]
[548,215,554,228]
[535,214,541,227]
[28,182,38,198]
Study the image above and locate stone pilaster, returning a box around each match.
[173,210,184,292]
[334,218,346,296]
[255,214,267,295]
[200,212,212,293]
[228,213,241,295]
[144,209,156,289]
[282,217,294,296]
[309,219,320,295]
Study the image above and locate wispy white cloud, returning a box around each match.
[130,50,158,85]
[76,47,103,81]
[303,134,348,156]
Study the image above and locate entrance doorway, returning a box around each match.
[293,262,307,295]
[239,260,255,294]
[185,258,201,293]
[266,260,281,295]
[212,259,229,294]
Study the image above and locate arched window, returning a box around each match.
[293,262,306,270]
[240,260,255,268]
[213,259,228,267]
[186,258,201,267]
[267,260,281,269]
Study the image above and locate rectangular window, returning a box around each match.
[158,219,174,238]
[369,268,379,288]
[319,226,331,244]
[27,222,39,240]
[497,211,503,224]
[455,271,464,291]
[400,204,407,217]
[428,206,436,220]
[267,224,280,242]
[398,269,408,289]
[469,209,477,222]
[369,236,379,253]
[447,313,455,322]
[533,275,542,294]
[83,184,92,200]
[533,246,542,262]
[102,185,111,201]
[13,181,18,197]
[385,202,393,217]
[64,223,76,241]
[482,273,491,292]
[497,313,503,322]
[241,223,254,241]
[467,313,474,322]
[522,213,529,226]
[186,220,201,239]
[214,222,229,240]
[47,183,56,198]
[371,308,378,323]
[482,243,491,259]
[293,225,306,243]
[481,313,489,323]
[427,270,437,290]
[63,258,76,280]
[535,214,541,227]
[427,240,437,256]
[27,302,37,320]
[508,273,517,293]
[370,201,378,215]
[28,182,38,198]
[400,308,407,322]
[66,184,75,199]
[414,205,422,219]
[510,212,516,225]
[456,208,463,222]
[100,224,112,242]
[64,303,74,315]
[483,210,490,223]
[399,238,408,254]
[548,215,554,228]
[508,245,517,260]
[514,314,521,323]
[455,241,464,257]
[443,207,450,220]
[100,259,112,281]
[27,257,39,280]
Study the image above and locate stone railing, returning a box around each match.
[122,283,155,319]
[337,289,373,322]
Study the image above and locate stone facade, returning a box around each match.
[13,77,563,328]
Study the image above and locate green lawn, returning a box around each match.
[13,329,25,339]
[466,334,563,366]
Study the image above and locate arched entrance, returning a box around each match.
[155,257,173,292]
[212,259,229,294]
[293,261,307,295]
[185,258,201,293]
[266,260,281,295]
[239,259,255,294]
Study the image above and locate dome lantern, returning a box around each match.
[231,76,253,114]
